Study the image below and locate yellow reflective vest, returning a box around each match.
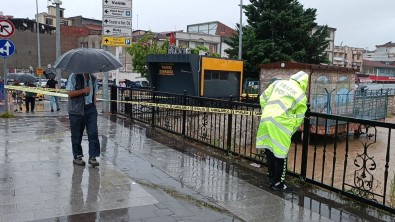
[256,71,308,158]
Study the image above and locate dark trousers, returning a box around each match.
[25,97,35,111]
[69,105,100,159]
[266,150,287,184]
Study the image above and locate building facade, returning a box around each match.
[333,46,364,70]
[311,26,336,64]
[364,41,395,64]
[37,6,72,27]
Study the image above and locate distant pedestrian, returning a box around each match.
[66,73,100,167]
[256,71,309,191]
[25,81,37,113]
[13,81,23,112]
[46,76,60,112]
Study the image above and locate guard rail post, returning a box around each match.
[301,104,311,178]
[151,87,156,127]
[182,90,187,136]
[110,85,117,114]
[226,96,233,155]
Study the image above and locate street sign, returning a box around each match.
[0,39,15,57]
[36,68,44,75]
[103,17,132,29]
[102,0,132,9]
[0,20,15,38]
[102,0,132,37]
[103,26,132,37]
[103,7,132,18]
[102,37,132,47]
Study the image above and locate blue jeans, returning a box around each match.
[50,96,60,110]
[69,105,100,159]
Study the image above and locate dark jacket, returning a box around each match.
[68,74,96,116]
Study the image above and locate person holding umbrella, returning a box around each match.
[66,73,100,167]
[55,47,123,167]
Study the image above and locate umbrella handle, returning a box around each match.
[85,74,90,96]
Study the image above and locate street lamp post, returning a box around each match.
[50,0,62,82]
[36,0,42,86]
[238,0,243,60]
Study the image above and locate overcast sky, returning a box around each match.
[2,0,394,50]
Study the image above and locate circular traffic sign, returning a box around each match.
[0,20,15,38]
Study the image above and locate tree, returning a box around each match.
[225,0,329,77]
[126,33,169,78]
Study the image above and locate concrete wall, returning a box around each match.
[0,30,56,73]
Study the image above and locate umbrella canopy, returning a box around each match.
[7,73,37,83]
[6,73,21,80]
[53,48,123,73]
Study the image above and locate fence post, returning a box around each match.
[151,87,156,127]
[300,104,311,179]
[110,85,117,114]
[182,90,187,136]
[226,96,233,154]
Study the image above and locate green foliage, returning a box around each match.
[126,33,169,78]
[225,0,329,77]
[0,112,15,118]
[190,45,220,58]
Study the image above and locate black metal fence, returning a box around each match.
[111,86,395,213]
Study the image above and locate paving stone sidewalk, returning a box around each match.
[0,101,392,221]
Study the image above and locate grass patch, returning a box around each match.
[0,112,16,118]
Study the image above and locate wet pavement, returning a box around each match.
[0,100,394,221]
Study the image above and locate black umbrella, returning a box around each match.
[7,73,37,83]
[53,47,123,73]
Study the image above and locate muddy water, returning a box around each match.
[288,117,395,206]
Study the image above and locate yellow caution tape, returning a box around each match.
[5,85,68,97]
[5,85,262,116]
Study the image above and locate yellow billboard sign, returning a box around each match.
[102,37,132,47]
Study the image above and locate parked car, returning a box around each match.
[125,80,150,89]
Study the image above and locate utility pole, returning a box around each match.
[54,0,62,82]
[36,0,42,86]
[238,0,243,60]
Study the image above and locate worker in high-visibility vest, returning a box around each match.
[256,71,308,191]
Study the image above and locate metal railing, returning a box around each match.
[111,86,395,213]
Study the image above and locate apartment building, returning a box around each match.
[333,46,364,70]
[364,41,395,64]
[311,26,337,64]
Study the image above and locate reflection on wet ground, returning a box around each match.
[104,115,395,221]
[0,101,394,221]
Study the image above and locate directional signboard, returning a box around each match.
[102,37,132,47]
[103,0,132,8]
[102,0,132,38]
[0,39,15,58]
[103,26,132,37]
[0,20,15,38]
[103,17,132,29]
[103,7,132,18]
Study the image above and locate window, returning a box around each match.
[194,42,204,47]
[59,10,64,18]
[209,43,217,53]
[212,72,219,79]
[178,40,189,48]
[45,18,53,26]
